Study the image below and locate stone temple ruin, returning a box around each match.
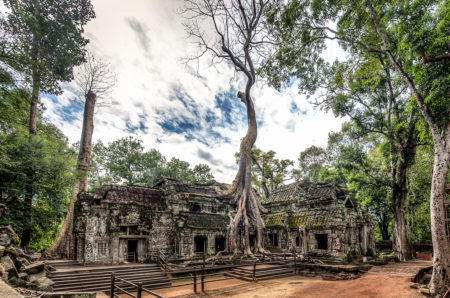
[74,178,374,265]
[263,182,375,257]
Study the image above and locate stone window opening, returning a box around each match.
[215,236,226,252]
[97,242,107,256]
[316,234,328,250]
[194,236,207,253]
[268,233,278,247]
[191,203,201,212]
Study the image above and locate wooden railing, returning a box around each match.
[157,249,167,271]
[110,253,298,297]
[152,253,297,294]
[110,272,164,298]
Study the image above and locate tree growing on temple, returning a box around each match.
[182,0,273,255]
[44,53,116,259]
[1,0,95,248]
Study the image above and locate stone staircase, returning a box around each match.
[225,263,295,281]
[48,263,170,293]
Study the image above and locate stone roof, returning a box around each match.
[179,211,229,229]
[265,182,347,204]
[79,185,166,208]
[154,177,232,200]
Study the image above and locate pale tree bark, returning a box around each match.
[44,91,96,259]
[43,53,115,259]
[429,126,450,295]
[183,0,272,256]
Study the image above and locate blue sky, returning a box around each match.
[39,0,347,182]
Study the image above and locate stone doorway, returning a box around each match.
[215,236,226,252]
[127,239,138,262]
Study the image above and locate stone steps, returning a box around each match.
[49,263,170,293]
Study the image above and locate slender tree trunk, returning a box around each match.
[429,129,450,295]
[44,91,96,259]
[378,217,390,241]
[391,163,413,261]
[21,46,40,249]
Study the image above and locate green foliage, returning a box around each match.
[0,86,75,251]
[296,145,327,182]
[236,147,293,198]
[89,136,215,188]
[405,146,433,244]
[1,0,95,94]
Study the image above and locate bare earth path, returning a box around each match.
[137,260,431,298]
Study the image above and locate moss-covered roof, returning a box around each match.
[79,185,166,208]
[265,208,347,228]
[265,182,347,204]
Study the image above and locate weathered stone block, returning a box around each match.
[1,255,18,279]
[28,270,46,282]
[0,226,20,247]
[22,261,45,275]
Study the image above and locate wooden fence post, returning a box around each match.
[193,272,197,293]
[110,272,115,298]
[262,252,265,262]
[202,253,205,292]
[137,282,142,298]
[253,262,256,281]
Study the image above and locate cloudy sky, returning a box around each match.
[40,0,347,183]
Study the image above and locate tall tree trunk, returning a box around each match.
[21,29,40,248]
[391,163,413,261]
[43,91,96,259]
[378,215,390,241]
[224,82,267,256]
[429,129,450,295]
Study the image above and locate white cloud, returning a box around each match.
[41,0,346,183]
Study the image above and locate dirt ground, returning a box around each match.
[113,260,431,298]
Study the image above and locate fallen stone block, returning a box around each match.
[22,261,45,275]
[0,226,20,247]
[1,255,18,279]
[28,270,46,282]
[34,276,55,292]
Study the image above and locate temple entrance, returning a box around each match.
[127,240,138,262]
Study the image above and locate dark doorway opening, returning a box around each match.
[316,234,328,250]
[249,234,256,247]
[296,236,300,246]
[215,236,225,252]
[194,236,207,253]
[127,240,138,262]
[268,233,278,247]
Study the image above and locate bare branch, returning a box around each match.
[74,52,117,103]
